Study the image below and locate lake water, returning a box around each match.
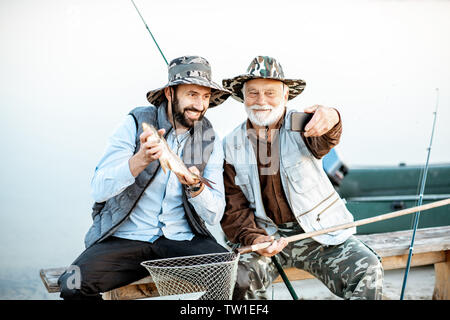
[1,0,449,299]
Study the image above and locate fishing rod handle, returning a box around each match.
[236,242,272,254]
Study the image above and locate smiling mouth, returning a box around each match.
[252,109,272,113]
[185,109,201,119]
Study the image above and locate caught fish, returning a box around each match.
[142,122,215,189]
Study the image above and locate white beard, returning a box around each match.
[245,102,286,127]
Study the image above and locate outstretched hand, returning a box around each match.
[303,105,339,137]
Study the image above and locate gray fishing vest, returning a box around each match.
[84,102,216,249]
[223,108,355,245]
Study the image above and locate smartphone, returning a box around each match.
[291,112,313,132]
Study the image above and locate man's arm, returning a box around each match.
[186,135,226,226]
[301,106,343,159]
[91,115,166,203]
[220,161,268,246]
[90,116,138,203]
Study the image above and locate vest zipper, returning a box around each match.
[316,197,340,222]
[297,191,335,218]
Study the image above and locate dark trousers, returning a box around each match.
[58,235,228,300]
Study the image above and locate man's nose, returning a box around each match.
[199,96,211,110]
[190,97,204,110]
[256,93,266,106]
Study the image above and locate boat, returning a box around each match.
[323,149,450,234]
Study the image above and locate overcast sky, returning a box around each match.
[2,0,449,168]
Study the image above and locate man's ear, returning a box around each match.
[283,83,289,102]
[164,87,173,103]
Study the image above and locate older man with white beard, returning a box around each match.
[221,56,383,300]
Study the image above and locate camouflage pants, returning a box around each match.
[233,222,384,300]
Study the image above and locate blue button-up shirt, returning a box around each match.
[90,115,225,242]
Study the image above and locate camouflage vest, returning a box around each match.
[84,102,215,248]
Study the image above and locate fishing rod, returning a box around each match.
[131,0,168,66]
[131,0,186,148]
[399,88,440,300]
[236,197,450,254]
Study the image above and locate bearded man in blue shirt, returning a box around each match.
[58,56,231,300]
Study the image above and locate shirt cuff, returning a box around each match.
[187,186,224,225]
[187,186,211,208]
[329,108,342,131]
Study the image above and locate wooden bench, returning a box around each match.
[40,225,450,300]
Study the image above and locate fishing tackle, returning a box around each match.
[131,0,168,65]
[131,1,190,155]
[400,88,440,300]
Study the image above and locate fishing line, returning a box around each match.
[131,0,182,148]
[409,164,425,229]
[131,0,168,65]
[400,88,440,300]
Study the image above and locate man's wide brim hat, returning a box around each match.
[222,56,306,103]
[146,56,231,108]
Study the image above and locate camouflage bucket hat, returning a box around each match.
[222,56,306,103]
[146,56,231,108]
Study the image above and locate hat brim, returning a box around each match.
[222,74,306,103]
[146,77,231,108]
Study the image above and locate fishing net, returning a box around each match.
[141,252,239,300]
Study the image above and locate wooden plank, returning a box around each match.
[39,267,67,293]
[356,226,450,257]
[39,267,155,294]
[381,251,446,270]
[432,251,449,300]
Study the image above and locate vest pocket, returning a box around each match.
[284,160,318,194]
[234,174,255,203]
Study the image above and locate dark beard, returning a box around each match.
[172,95,205,129]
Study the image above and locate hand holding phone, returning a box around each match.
[291,112,313,132]
[292,106,340,137]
